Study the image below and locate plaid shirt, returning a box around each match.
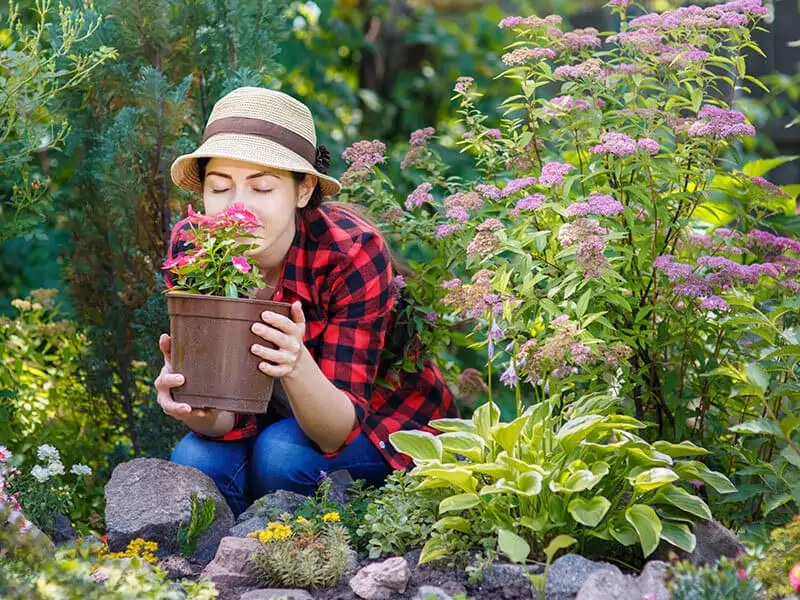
[165,204,458,470]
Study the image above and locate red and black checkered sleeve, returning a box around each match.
[317,230,394,454]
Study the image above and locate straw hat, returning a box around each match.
[170,87,341,196]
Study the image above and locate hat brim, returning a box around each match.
[170,133,342,196]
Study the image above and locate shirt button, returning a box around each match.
[378,441,386,449]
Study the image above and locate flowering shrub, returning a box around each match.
[750,516,800,598]
[163,204,265,298]
[249,514,353,590]
[668,556,763,600]
[339,0,799,527]
[2,443,92,534]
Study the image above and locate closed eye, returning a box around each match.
[254,188,273,194]
[210,188,230,194]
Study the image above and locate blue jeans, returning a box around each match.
[170,417,390,517]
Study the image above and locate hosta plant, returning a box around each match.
[390,393,735,563]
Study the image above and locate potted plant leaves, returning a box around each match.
[162,203,291,414]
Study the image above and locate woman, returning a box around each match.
[156,86,457,517]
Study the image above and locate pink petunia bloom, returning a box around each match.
[789,563,800,591]
[231,256,252,273]
[222,203,260,230]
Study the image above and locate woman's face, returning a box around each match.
[201,157,317,275]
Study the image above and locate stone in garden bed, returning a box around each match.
[104,457,234,561]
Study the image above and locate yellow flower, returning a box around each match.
[322,512,340,523]
[248,522,293,543]
[295,515,309,524]
[143,541,158,553]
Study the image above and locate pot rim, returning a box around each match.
[166,290,290,307]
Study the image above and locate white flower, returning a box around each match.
[70,464,92,477]
[31,465,51,483]
[37,444,61,464]
[47,461,65,477]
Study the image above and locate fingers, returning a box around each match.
[258,309,305,336]
[251,322,301,353]
[159,333,172,370]
[154,365,209,420]
[250,343,295,366]
[290,301,305,325]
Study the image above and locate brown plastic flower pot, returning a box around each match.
[167,292,293,413]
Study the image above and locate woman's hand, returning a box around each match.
[250,301,307,378]
[155,333,212,420]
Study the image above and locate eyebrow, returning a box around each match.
[206,171,281,181]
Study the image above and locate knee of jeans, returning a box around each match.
[171,434,226,481]
[251,420,317,496]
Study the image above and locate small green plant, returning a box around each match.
[750,516,800,598]
[527,535,577,600]
[356,470,450,559]
[177,493,216,559]
[668,557,764,600]
[249,515,353,591]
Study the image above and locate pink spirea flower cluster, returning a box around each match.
[410,127,435,147]
[510,193,546,216]
[1,447,31,533]
[577,236,609,278]
[607,29,664,53]
[553,59,605,80]
[629,1,766,32]
[558,27,602,50]
[405,182,434,210]
[748,229,800,254]
[475,184,502,200]
[750,176,790,197]
[539,162,575,186]
[454,76,474,93]
[501,177,537,197]
[566,194,624,217]
[687,105,755,138]
[590,133,659,157]
[558,219,609,247]
[502,47,557,66]
[341,140,386,184]
[498,14,562,30]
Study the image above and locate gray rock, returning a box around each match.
[326,469,354,505]
[349,556,411,600]
[104,458,234,561]
[50,512,77,544]
[473,563,540,599]
[201,536,262,591]
[90,556,153,584]
[413,586,453,600]
[683,520,744,566]
[575,560,669,600]
[159,555,195,580]
[545,554,620,600]
[237,490,307,524]
[238,590,314,600]
[230,516,269,538]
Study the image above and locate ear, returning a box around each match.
[296,173,318,209]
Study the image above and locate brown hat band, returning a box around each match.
[201,117,316,165]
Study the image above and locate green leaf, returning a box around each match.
[433,516,472,533]
[473,401,501,439]
[660,521,696,553]
[389,430,442,462]
[652,441,709,458]
[498,529,530,564]
[544,535,577,564]
[764,493,793,516]
[742,156,799,177]
[429,418,477,434]
[651,484,712,520]
[730,418,782,437]
[415,466,477,493]
[625,504,662,557]
[519,515,547,533]
[633,468,679,494]
[744,363,769,393]
[556,415,604,450]
[780,446,800,469]
[438,432,485,463]
[439,493,481,514]
[576,289,591,318]
[609,521,638,546]
[568,496,611,527]
[419,536,450,564]
[490,413,529,456]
